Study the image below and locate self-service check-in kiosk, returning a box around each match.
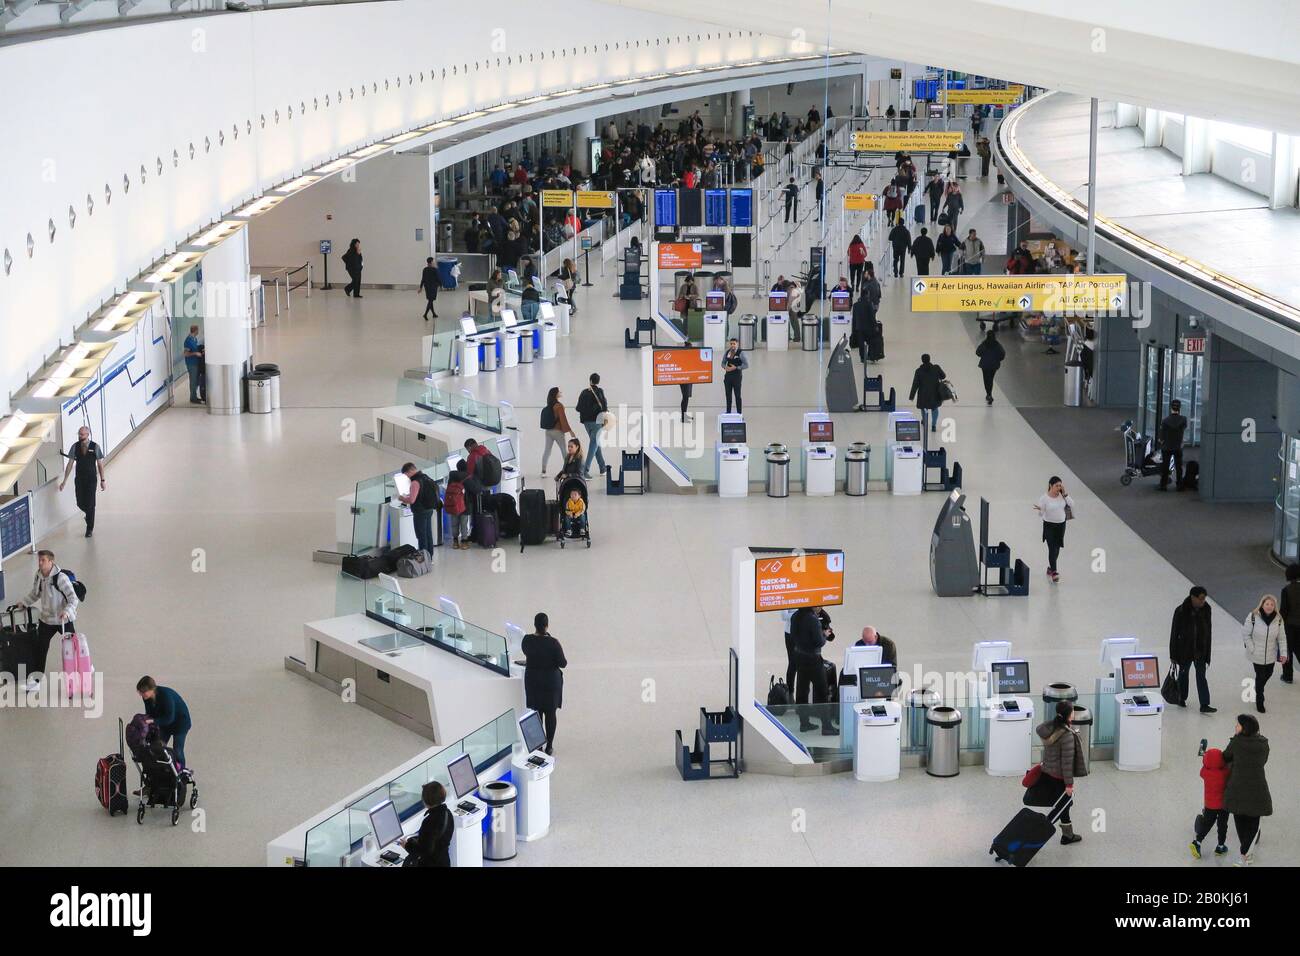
[386,471,419,550]
[853,664,902,782]
[510,710,554,841]
[985,658,1034,777]
[455,315,481,377]
[829,290,852,337]
[766,290,789,351]
[840,644,883,752]
[1114,654,1163,771]
[496,436,521,503]
[550,281,572,335]
[497,309,520,368]
[446,753,487,867]
[537,303,558,359]
[802,413,836,496]
[715,414,750,498]
[703,291,728,351]
[930,490,980,596]
[889,415,924,495]
[824,335,859,413]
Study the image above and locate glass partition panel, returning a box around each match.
[403,382,503,434]
[362,579,509,673]
[349,473,388,556]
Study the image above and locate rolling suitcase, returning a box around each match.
[96,718,129,816]
[472,512,499,548]
[824,660,839,703]
[60,624,94,699]
[519,489,549,548]
[1,604,35,680]
[990,792,1072,866]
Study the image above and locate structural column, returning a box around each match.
[731,87,751,138]
[569,118,597,176]
[1182,116,1211,175]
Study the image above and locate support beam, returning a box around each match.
[1085,96,1098,275]
[59,0,97,23]
[118,0,143,13]
[170,0,188,10]
[0,0,42,29]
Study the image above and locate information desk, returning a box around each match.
[299,613,523,742]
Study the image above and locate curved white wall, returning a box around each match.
[0,0,794,416]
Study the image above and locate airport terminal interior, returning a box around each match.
[2,0,1299,873]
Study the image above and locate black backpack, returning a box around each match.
[59,570,87,602]
[539,404,557,430]
[767,675,790,715]
[477,453,502,487]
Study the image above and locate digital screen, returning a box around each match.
[458,316,477,335]
[991,660,1030,695]
[808,420,833,443]
[0,495,33,561]
[754,551,845,612]
[496,437,515,463]
[895,419,922,443]
[499,308,516,327]
[729,189,753,228]
[692,234,724,265]
[704,189,728,226]
[652,348,714,386]
[447,753,479,799]
[705,291,725,311]
[830,292,851,312]
[368,800,404,850]
[656,242,702,270]
[1121,655,1160,690]
[768,291,788,313]
[519,711,546,753]
[654,189,678,228]
[858,665,897,700]
[720,421,747,444]
[678,188,704,227]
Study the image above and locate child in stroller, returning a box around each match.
[125,714,198,826]
[555,474,591,548]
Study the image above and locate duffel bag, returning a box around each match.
[395,550,433,578]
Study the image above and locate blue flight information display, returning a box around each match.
[654,189,678,228]
[0,494,32,561]
[729,189,753,228]
[704,189,728,227]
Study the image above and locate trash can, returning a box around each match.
[1064,362,1084,407]
[926,705,962,777]
[480,339,498,372]
[518,332,535,364]
[801,316,819,351]
[1042,682,1078,708]
[907,687,941,751]
[845,442,870,496]
[1071,704,1093,776]
[479,780,518,861]
[437,256,460,290]
[765,450,790,498]
[738,315,757,351]
[246,371,273,414]
[254,363,281,410]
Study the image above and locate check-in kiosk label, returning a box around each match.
[851,131,965,152]
[652,348,714,386]
[657,242,703,270]
[754,552,845,612]
[909,275,1127,312]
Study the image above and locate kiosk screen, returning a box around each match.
[368,799,403,849]
[519,711,547,754]
[768,291,788,312]
[720,421,747,444]
[447,753,479,799]
[1121,655,1160,690]
[808,420,833,443]
[705,291,726,311]
[990,660,1030,695]
[858,665,896,700]
[496,437,515,464]
[895,419,922,443]
[830,292,851,312]
[458,316,477,335]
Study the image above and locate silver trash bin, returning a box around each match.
[246,372,273,414]
[205,363,242,416]
[907,687,941,750]
[1064,362,1084,406]
[926,705,962,777]
[1071,704,1093,776]
[801,316,819,351]
[738,315,757,351]
[480,339,498,372]
[480,780,518,861]
[765,450,790,498]
[519,331,535,364]
[1042,682,1078,708]
[845,442,870,496]
[254,363,281,410]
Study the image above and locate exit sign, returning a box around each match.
[1181,336,1206,354]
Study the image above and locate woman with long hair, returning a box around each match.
[1242,594,1288,713]
[539,386,573,476]
[1033,476,1075,583]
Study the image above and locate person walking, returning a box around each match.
[961,229,986,274]
[783,177,799,223]
[1033,476,1075,583]
[888,220,911,278]
[847,234,868,292]
[398,462,442,554]
[976,136,992,178]
[1189,745,1231,860]
[942,183,964,231]
[925,172,945,224]
[1242,595,1287,714]
[1280,564,1300,683]
[182,324,206,404]
[59,426,105,538]
[560,258,580,315]
[813,168,824,222]
[522,612,566,755]
[418,256,439,321]
[16,549,79,691]
[1170,586,1216,713]
[1222,714,1271,866]
[137,676,193,768]
[975,329,1005,405]
[936,225,960,275]
[1158,399,1188,491]
[910,227,935,276]
[575,373,610,479]
[908,353,946,433]
[1034,701,1086,846]
[721,338,748,415]
[790,605,837,735]
[341,239,363,298]
[539,386,574,477]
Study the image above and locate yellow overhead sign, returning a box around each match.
[541,190,574,208]
[842,193,877,211]
[942,87,1024,105]
[575,190,616,209]
[851,131,965,153]
[908,275,1127,313]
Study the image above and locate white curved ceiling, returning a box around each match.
[599,0,1300,136]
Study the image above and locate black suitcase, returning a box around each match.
[519,489,549,548]
[495,494,520,538]
[990,793,1072,866]
[341,553,388,579]
[824,660,839,703]
[1,605,35,679]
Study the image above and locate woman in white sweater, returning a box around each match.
[1242,595,1288,714]
[1033,476,1075,583]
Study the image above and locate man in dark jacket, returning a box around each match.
[888,222,911,278]
[790,606,836,734]
[399,462,442,554]
[925,173,945,223]
[575,373,610,478]
[1158,399,1189,491]
[418,257,439,321]
[910,228,935,276]
[854,626,897,667]
[783,177,799,223]
[975,329,1006,405]
[1170,586,1215,712]
[908,354,947,432]
[1281,564,1300,683]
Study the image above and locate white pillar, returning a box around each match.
[1182,116,1211,175]
[1142,109,1161,148]
[1268,132,1294,209]
[731,87,751,138]
[570,119,597,175]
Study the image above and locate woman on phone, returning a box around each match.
[1034,476,1075,583]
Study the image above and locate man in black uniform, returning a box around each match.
[1158,399,1188,491]
[59,426,105,538]
[790,605,836,734]
[783,177,799,223]
[418,256,440,321]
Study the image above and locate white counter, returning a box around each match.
[373,404,505,462]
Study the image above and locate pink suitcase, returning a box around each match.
[60,629,93,699]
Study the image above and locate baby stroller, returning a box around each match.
[555,473,592,549]
[126,714,198,826]
[1118,420,1164,486]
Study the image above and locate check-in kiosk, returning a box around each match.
[360,799,409,867]
[824,335,859,413]
[930,490,979,596]
[496,436,521,502]
[445,753,486,867]
[829,290,852,337]
[703,291,728,351]
[853,664,902,782]
[497,309,520,368]
[985,659,1034,777]
[890,415,924,495]
[802,413,836,496]
[537,303,559,359]
[550,281,572,336]
[715,414,750,498]
[1114,654,1163,771]
[766,290,789,350]
[385,471,419,550]
[455,315,481,377]
[839,644,883,751]
[510,710,554,841]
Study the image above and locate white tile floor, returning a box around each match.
[0,162,1292,868]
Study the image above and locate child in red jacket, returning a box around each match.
[1190,747,1231,858]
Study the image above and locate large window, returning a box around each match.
[1209,120,1272,154]
[1275,436,1300,565]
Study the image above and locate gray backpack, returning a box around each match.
[395,550,432,578]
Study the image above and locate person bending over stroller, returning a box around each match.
[563,488,588,537]
[137,676,192,768]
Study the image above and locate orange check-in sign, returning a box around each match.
[653,348,713,386]
[754,552,845,612]
[657,242,703,270]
